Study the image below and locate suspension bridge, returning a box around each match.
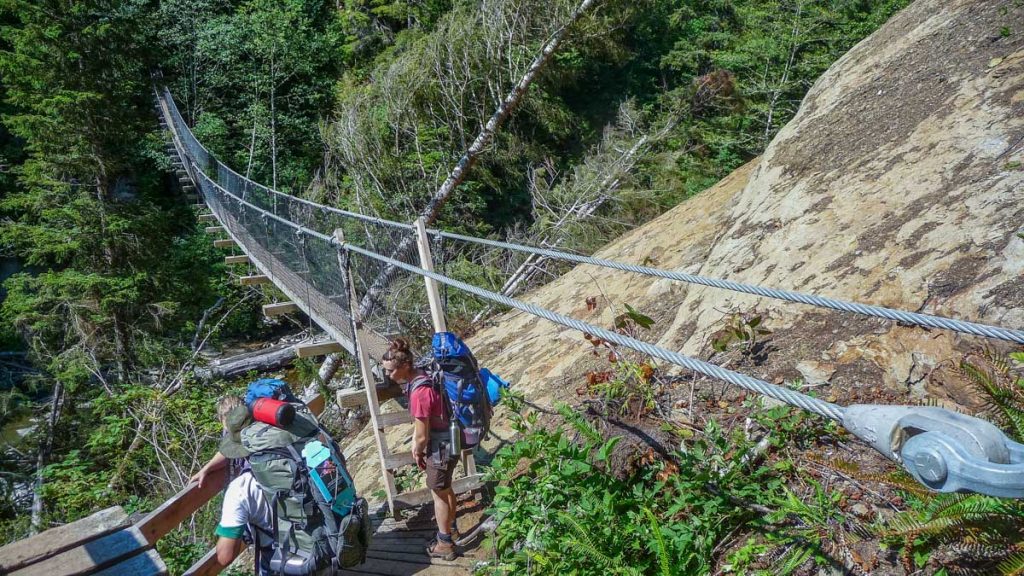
[2,84,1023,576]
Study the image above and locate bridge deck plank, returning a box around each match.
[336,513,482,576]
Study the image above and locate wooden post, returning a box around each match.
[413,219,476,477]
[414,218,447,334]
[335,229,398,517]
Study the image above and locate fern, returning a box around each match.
[557,511,618,569]
[998,551,1024,576]
[884,494,1016,541]
[556,402,604,445]
[809,455,932,498]
[770,544,813,575]
[960,355,1024,441]
[643,507,671,576]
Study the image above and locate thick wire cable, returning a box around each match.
[340,242,845,422]
[432,231,1024,345]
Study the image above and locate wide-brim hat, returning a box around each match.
[219,404,254,459]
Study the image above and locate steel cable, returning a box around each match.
[340,241,845,422]
[432,231,1024,345]
[160,87,1023,346]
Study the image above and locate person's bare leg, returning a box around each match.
[432,485,452,532]
[433,487,453,534]
[446,489,458,533]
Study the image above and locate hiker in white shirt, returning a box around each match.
[204,396,275,574]
[215,470,275,573]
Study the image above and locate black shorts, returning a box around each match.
[425,433,457,490]
[425,455,456,490]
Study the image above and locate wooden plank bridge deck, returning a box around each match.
[340,500,490,576]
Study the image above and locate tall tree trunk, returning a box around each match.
[313,0,602,392]
[30,381,64,534]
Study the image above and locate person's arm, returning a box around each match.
[413,417,430,470]
[215,534,244,566]
[190,451,228,488]
[214,476,248,566]
[408,385,431,470]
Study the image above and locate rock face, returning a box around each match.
[344,0,1024,495]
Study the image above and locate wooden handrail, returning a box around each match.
[136,466,230,545]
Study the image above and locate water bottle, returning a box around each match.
[448,417,462,456]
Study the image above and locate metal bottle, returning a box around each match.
[448,417,462,456]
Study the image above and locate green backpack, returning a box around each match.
[239,409,370,574]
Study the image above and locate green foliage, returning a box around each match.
[711,311,772,355]
[0,0,912,563]
[484,402,796,575]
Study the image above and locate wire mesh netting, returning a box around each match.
[163,87,437,362]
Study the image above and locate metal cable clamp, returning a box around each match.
[843,405,1024,498]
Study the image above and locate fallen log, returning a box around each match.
[193,341,297,381]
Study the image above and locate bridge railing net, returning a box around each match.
[163,87,435,359]
[196,171,355,348]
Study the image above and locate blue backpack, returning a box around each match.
[431,332,493,447]
[244,378,298,406]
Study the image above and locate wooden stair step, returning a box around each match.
[213,239,236,249]
[224,255,249,265]
[239,274,270,286]
[92,549,167,576]
[392,474,483,510]
[337,383,404,408]
[376,411,412,429]
[337,555,474,576]
[294,340,344,358]
[10,526,151,576]
[263,301,299,316]
[197,214,217,223]
[383,451,416,471]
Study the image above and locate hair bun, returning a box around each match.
[389,338,410,353]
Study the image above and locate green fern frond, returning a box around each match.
[998,552,1024,576]
[557,511,617,567]
[643,507,671,576]
[556,402,604,445]
[961,357,1024,441]
[883,494,1020,542]
[808,455,933,498]
[770,544,813,575]
[982,348,1012,376]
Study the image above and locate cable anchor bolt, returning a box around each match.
[842,404,1024,498]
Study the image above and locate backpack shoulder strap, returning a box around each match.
[406,372,435,395]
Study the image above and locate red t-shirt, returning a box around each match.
[408,374,448,432]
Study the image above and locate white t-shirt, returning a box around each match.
[216,472,275,548]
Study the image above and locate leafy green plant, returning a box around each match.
[484,401,794,575]
[580,302,660,418]
[710,312,772,356]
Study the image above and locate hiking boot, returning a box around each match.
[426,537,458,561]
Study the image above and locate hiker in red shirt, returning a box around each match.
[381,338,458,561]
